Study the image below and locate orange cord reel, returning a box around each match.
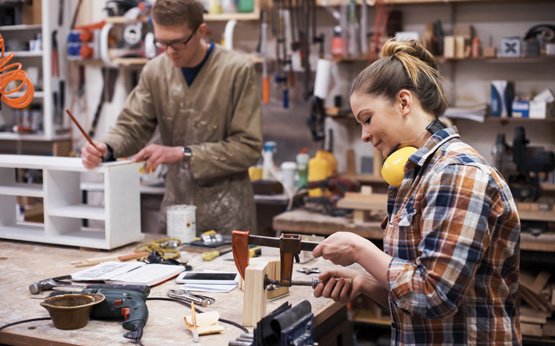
[0,33,35,110]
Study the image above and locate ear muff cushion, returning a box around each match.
[381,146,418,187]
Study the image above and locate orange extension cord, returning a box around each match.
[0,33,35,109]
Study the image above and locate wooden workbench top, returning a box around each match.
[0,237,346,346]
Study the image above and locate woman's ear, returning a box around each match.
[397,89,412,117]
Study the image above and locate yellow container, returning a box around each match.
[308,150,333,197]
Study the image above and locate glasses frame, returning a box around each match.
[154,25,200,51]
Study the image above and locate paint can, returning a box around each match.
[167,205,197,243]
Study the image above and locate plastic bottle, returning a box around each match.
[262,141,277,180]
[331,26,346,60]
[308,150,331,197]
[296,148,309,189]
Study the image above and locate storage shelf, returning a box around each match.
[0,183,43,198]
[48,205,105,220]
[0,223,45,240]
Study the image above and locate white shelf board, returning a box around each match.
[0,155,134,172]
[0,183,43,197]
[6,91,44,99]
[0,223,45,240]
[0,133,70,141]
[48,205,105,220]
[0,24,42,31]
[4,51,43,57]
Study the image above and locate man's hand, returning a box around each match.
[313,269,378,304]
[313,232,368,266]
[133,144,184,173]
[81,141,108,169]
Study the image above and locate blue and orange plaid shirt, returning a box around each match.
[384,127,521,345]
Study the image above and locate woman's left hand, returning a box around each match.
[313,232,368,266]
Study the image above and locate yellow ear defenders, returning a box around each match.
[381,146,418,187]
[380,118,447,187]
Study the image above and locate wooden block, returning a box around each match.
[455,36,466,59]
[520,308,548,324]
[345,149,356,175]
[242,259,287,327]
[531,271,551,295]
[483,46,496,58]
[543,321,555,337]
[373,151,383,178]
[521,322,543,337]
[353,210,370,225]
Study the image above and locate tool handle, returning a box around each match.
[262,77,270,104]
[201,250,220,261]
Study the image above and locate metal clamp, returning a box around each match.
[167,289,215,307]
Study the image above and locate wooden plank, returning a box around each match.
[521,322,544,337]
[531,271,552,295]
[521,233,555,252]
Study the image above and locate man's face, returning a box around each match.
[153,22,200,68]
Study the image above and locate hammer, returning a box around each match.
[29,275,73,295]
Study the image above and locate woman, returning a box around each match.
[313,39,521,345]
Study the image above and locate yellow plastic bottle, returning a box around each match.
[308,150,332,197]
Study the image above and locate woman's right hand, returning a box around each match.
[313,269,372,304]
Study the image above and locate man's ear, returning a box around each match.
[397,89,412,117]
[197,22,208,38]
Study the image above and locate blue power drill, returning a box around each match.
[50,284,149,342]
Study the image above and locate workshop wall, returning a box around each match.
[80,1,555,175]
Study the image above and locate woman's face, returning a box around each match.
[350,92,405,157]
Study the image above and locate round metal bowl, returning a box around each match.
[40,293,105,330]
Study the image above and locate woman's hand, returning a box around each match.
[313,269,380,304]
[313,232,369,266]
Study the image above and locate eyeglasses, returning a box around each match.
[154,26,199,51]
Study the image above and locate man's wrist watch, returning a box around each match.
[182,146,193,160]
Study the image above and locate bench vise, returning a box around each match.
[232,230,319,287]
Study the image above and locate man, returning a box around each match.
[81,0,263,234]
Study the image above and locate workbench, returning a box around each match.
[0,237,353,346]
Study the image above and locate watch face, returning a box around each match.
[183,146,192,158]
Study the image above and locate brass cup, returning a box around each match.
[40,293,105,330]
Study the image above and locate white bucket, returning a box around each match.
[166,205,197,243]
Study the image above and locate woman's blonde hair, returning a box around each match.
[351,39,447,116]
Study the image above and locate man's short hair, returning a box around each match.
[152,0,204,29]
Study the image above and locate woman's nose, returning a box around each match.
[361,128,371,143]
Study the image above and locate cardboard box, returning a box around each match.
[22,0,41,25]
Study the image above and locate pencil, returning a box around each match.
[65,109,100,151]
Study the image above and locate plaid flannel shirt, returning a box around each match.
[384,127,521,345]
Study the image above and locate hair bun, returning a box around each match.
[380,39,438,70]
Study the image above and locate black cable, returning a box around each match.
[0,317,51,332]
[147,297,249,334]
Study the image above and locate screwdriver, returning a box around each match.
[201,246,261,261]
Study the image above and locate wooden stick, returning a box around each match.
[71,251,148,267]
[65,109,99,151]
[191,302,199,343]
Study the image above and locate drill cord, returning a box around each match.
[147,297,249,334]
[0,317,51,332]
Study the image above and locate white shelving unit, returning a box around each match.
[0,155,144,249]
